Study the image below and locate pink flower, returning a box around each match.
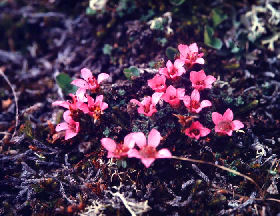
[55,110,80,140]
[159,59,186,79]
[183,89,212,113]
[212,108,244,136]
[52,93,88,113]
[178,43,204,68]
[71,68,109,97]
[190,70,216,91]
[161,85,185,108]
[128,129,172,168]
[75,88,88,103]
[130,92,163,117]
[86,94,108,121]
[147,74,166,92]
[185,121,211,140]
[101,134,135,158]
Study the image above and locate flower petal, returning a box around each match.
[226,130,233,136]
[204,75,216,87]
[200,100,212,108]
[101,138,116,152]
[97,73,109,84]
[214,125,223,134]
[87,94,95,108]
[107,152,115,158]
[223,108,233,121]
[161,93,170,103]
[166,85,176,96]
[146,107,157,116]
[197,70,206,80]
[148,129,161,148]
[55,122,69,132]
[141,158,155,168]
[177,88,185,99]
[52,101,70,109]
[183,96,191,107]
[78,102,89,114]
[63,110,73,123]
[168,98,180,108]
[159,68,169,78]
[190,71,199,84]
[166,60,173,71]
[152,92,163,105]
[156,148,172,158]
[95,95,104,104]
[127,149,141,158]
[196,57,205,64]
[189,43,198,52]
[174,59,185,68]
[74,122,80,133]
[232,120,244,130]
[185,128,192,137]
[71,79,89,89]
[177,67,186,76]
[191,89,200,101]
[178,44,189,57]
[76,88,87,102]
[131,132,146,148]
[137,106,145,115]
[193,107,202,113]
[65,129,78,140]
[100,102,108,111]
[212,112,223,125]
[130,99,141,106]
[81,68,93,81]
[200,127,211,137]
[124,133,136,149]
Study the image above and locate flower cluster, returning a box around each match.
[101,129,172,168]
[129,43,244,140]
[100,42,245,168]
[51,43,245,170]
[53,68,109,140]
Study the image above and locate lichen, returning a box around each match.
[147,12,173,35]
[242,0,280,50]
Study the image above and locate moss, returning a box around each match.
[103,127,110,137]
[117,89,126,96]
[235,96,245,106]
[224,96,233,105]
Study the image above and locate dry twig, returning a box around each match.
[172,156,262,195]
[173,156,280,205]
[0,67,19,140]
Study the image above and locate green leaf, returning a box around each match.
[204,25,222,50]
[157,37,168,47]
[22,118,33,138]
[123,66,140,80]
[56,73,77,95]
[169,0,186,6]
[212,8,228,27]
[269,170,277,175]
[165,46,178,60]
[116,160,122,168]
[140,9,155,22]
[102,44,113,55]
[148,61,156,68]
[121,160,127,168]
[86,7,97,15]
